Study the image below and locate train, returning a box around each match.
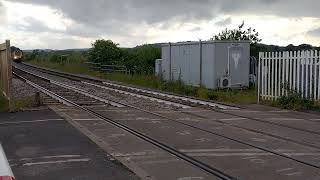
[11,46,23,63]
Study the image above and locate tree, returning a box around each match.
[122,45,161,74]
[88,39,122,64]
[211,22,261,44]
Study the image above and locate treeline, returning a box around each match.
[24,40,161,75]
[24,39,320,75]
[251,43,320,58]
[24,49,88,64]
[87,40,161,74]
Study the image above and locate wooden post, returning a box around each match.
[0,40,14,111]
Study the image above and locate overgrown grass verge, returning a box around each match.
[27,60,257,104]
[271,89,320,111]
[0,94,8,112]
[0,95,40,112]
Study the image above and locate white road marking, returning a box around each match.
[73,118,102,121]
[276,168,294,172]
[180,149,266,153]
[194,138,212,143]
[250,138,267,142]
[22,158,91,166]
[221,110,260,113]
[108,134,126,138]
[138,158,181,165]
[186,152,320,157]
[178,177,204,180]
[111,152,160,157]
[19,155,82,161]
[0,119,64,125]
[177,131,191,136]
[285,172,302,176]
[218,118,247,121]
[268,118,305,121]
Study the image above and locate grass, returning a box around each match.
[0,93,8,112]
[270,88,320,111]
[0,94,40,112]
[27,59,257,104]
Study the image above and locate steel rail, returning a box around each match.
[14,65,320,170]
[13,67,236,180]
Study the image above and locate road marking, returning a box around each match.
[218,118,247,121]
[178,177,204,180]
[186,152,320,157]
[221,110,260,113]
[276,168,293,172]
[22,158,91,166]
[177,131,191,136]
[285,172,302,176]
[111,152,161,157]
[73,118,102,121]
[19,155,82,161]
[138,158,181,165]
[180,149,267,152]
[250,138,267,142]
[268,118,305,121]
[194,138,212,143]
[108,134,126,138]
[0,119,64,125]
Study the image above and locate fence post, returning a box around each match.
[257,53,261,104]
[0,40,14,111]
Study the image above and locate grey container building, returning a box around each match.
[160,40,250,89]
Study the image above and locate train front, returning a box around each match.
[11,46,23,63]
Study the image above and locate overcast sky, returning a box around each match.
[0,0,320,49]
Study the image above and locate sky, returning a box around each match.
[0,0,320,49]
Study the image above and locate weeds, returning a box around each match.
[274,83,318,110]
[27,60,257,104]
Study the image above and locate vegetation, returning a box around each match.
[211,22,261,44]
[0,93,8,112]
[0,91,42,112]
[23,24,320,108]
[272,84,319,111]
[88,40,122,64]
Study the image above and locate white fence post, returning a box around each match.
[258,50,320,102]
[258,52,262,103]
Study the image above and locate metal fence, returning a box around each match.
[85,62,130,74]
[258,50,320,102]
[0,40,13,110]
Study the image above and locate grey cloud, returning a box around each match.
[214,17,232,26]
[10,0,320,27]
[307,28,320,37]
[0,1,6,24]
[16,17,52,33]
[5,0,320,48]
[189,27,202,32]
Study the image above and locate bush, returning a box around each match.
[276,90,315,110]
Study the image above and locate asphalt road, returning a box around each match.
[0,109,139,180]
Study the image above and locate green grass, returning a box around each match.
[0,94,40,112]
[0,93,8,112]
[28,60,257,105]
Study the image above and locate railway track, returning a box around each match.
[13,65,235,180]
[12,63,320,180]
[16,63,320,146]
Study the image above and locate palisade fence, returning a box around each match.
[258,50,320,103]
[0,40,13,110]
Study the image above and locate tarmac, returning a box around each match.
[0,109,139,180]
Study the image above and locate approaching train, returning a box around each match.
[11,46,23,63]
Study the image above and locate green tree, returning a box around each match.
[88,39,122,64]
[211,22,261,44]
